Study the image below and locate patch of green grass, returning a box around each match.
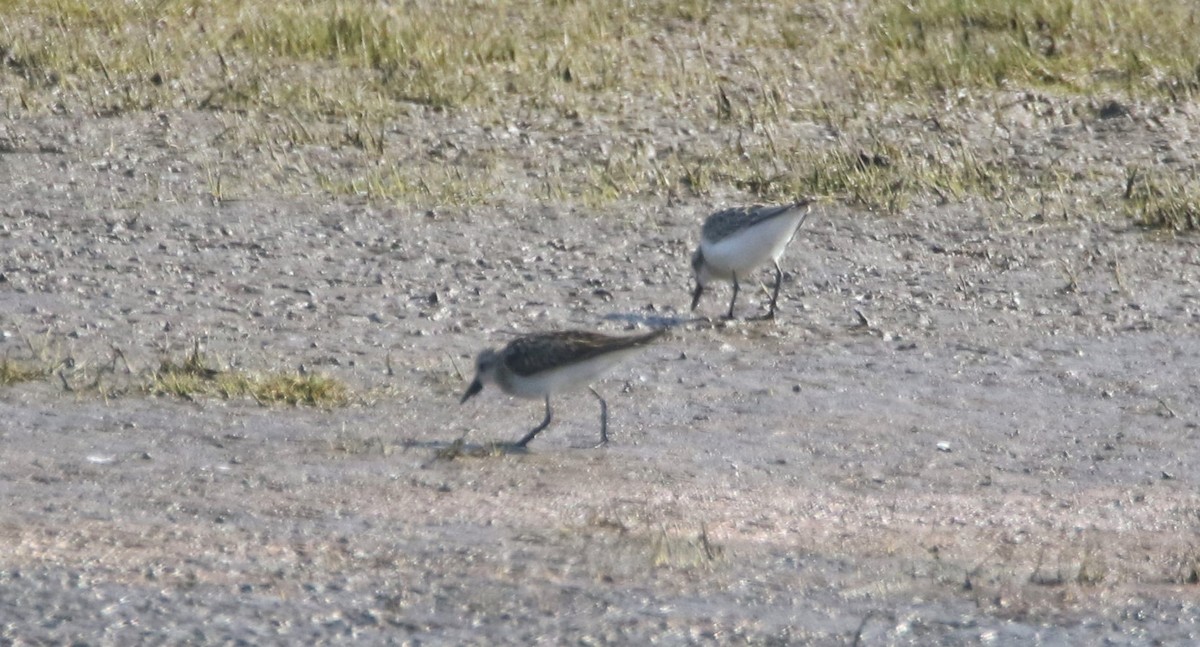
[245,373,349,407]
[2,0,1195,214]
[0,0,200,113]
[799,141,1018,211]
[654,135,1023,213]
[148,345,349,407]
[0,0,663,115]
[869,0,1200,98]
[1123,167,1200,232]
[6,0,1195,117]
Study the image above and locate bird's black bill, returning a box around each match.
[460,378,483,404]
[690,282,704,311]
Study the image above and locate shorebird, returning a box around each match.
[690,201,811,319]
[460,329,666,448]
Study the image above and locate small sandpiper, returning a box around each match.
[460,329,666,448]
[691,200,811,319]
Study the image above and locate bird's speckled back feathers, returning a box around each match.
[502,329,666,377]
[701,201,809,243]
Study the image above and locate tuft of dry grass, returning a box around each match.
[1123,167,1200,232]
[148,344,349,407]
[0,356,45,386]
[0,336,354,406]
[650,523,724,569]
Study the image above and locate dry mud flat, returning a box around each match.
[2,110,1200,644]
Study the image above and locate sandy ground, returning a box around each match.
[2,102,1200,645]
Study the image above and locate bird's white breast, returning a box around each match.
[497,349,640,398]
[699,210,804,280]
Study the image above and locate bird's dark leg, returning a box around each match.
[725,272,739,319]
[765,260,783,319]
[514,395,553,448]
[589,387,608,447]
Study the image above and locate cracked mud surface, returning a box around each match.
[2,102,1200,644]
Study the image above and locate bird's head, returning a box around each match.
[460,348,501,403]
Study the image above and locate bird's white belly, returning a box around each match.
[499,351,635,398]
[700,212,801,280]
